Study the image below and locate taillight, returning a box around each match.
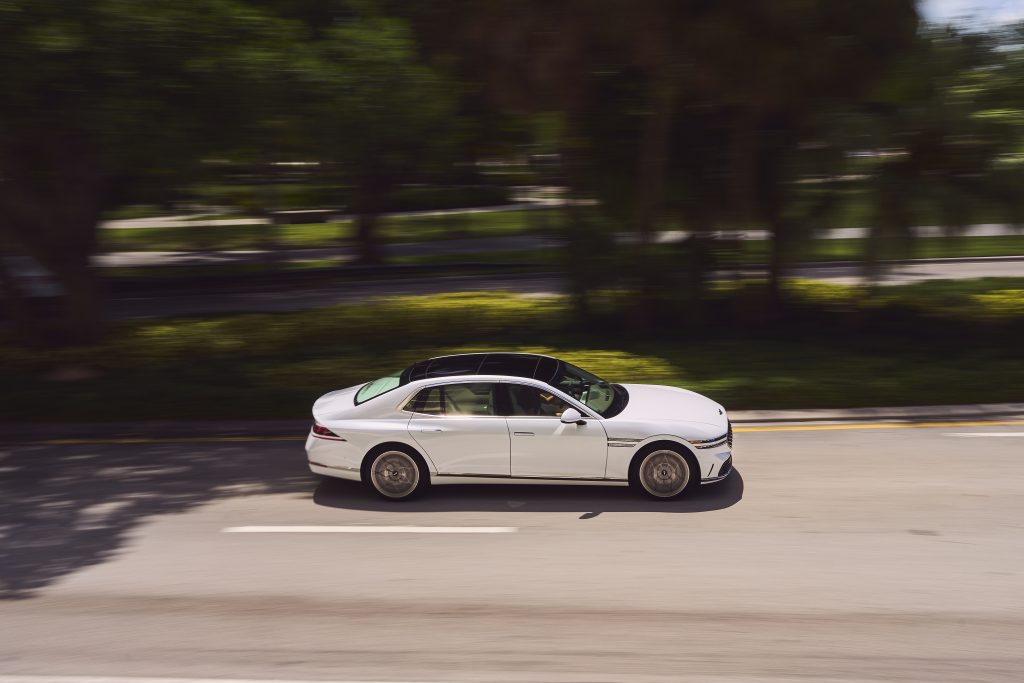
[312,422,339,438]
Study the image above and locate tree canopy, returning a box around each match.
[2,1,1023,342]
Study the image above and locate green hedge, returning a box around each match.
[1,280,1021,421]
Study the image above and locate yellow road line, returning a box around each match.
[736,419,1024,433]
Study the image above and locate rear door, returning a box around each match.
[407,381,510,476]
[503,382,608,479]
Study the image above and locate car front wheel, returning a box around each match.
[631,447,694,500]
[366,448,428,501]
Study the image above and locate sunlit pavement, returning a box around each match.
[1,423,1023,682]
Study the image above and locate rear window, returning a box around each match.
[354,370,403,404]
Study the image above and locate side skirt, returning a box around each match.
[432,474,629,487]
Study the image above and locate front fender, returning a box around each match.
[603,432,733,481]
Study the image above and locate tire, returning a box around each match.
[364,446,429,501]
[630,446,697,501]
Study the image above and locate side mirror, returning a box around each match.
[560,408,586,425]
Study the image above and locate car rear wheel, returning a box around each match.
[367,448,428,501]
[632,447,694,500]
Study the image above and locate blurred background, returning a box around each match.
[2,5,1024,682]
[1,0,1022,420]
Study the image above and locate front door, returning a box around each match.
[408,382,510,476]
[504,382,608,478]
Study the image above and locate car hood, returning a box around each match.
[613,384,727,428]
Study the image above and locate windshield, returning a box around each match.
[354,369,403,404]
[551,361,625,417]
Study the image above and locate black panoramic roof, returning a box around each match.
[400,353,559,385]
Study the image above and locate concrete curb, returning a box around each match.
[1,403,1022,442]
[729,402,1024,424]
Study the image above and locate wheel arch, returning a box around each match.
[360,440,434,482]
[627,438,700,481]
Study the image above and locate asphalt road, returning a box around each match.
[109,257,1024,318]
[2,421,1023,682]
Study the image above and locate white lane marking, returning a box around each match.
[944,432,1024,437]
[0,678,452,683]
[0,675,897,683]
[222,525,517,534]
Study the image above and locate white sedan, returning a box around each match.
[306,353,733,501]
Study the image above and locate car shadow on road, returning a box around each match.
[313,468,743,514]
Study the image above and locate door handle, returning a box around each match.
[513,431,535,436]
[419,428,445,433]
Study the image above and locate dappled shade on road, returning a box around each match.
[0,438,741,599]
[0,441,311,599]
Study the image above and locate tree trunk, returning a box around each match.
[767,222,787,309]
[352,176,388,266]
[631,73,678,325]
[633,76,677,244]
[52,260,105,346]
[730,106,759,230]
[755,118,797,317]
[261,153,283,268]
[559,115,604,325]
[0,255,38,343]
[355,211,381,265]
[0,129,108,345]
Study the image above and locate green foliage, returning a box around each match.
[0,0,318,341]
[305,8,459,185]
[834,24,1024,252]
[972,290,1024,317]
[0,0,305,191]
[4,0,1024,345]
[1,281,1021,421]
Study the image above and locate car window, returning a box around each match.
[534,356,558,382]
[406,360,431,382]
[406,386,443,415]
[479,354,541,378]
[355,370,403,404]
[405,383,496,416]
[506,383,573,418]
[426,355,486,378]
[443,382,496,416]
[551,361,619,416]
